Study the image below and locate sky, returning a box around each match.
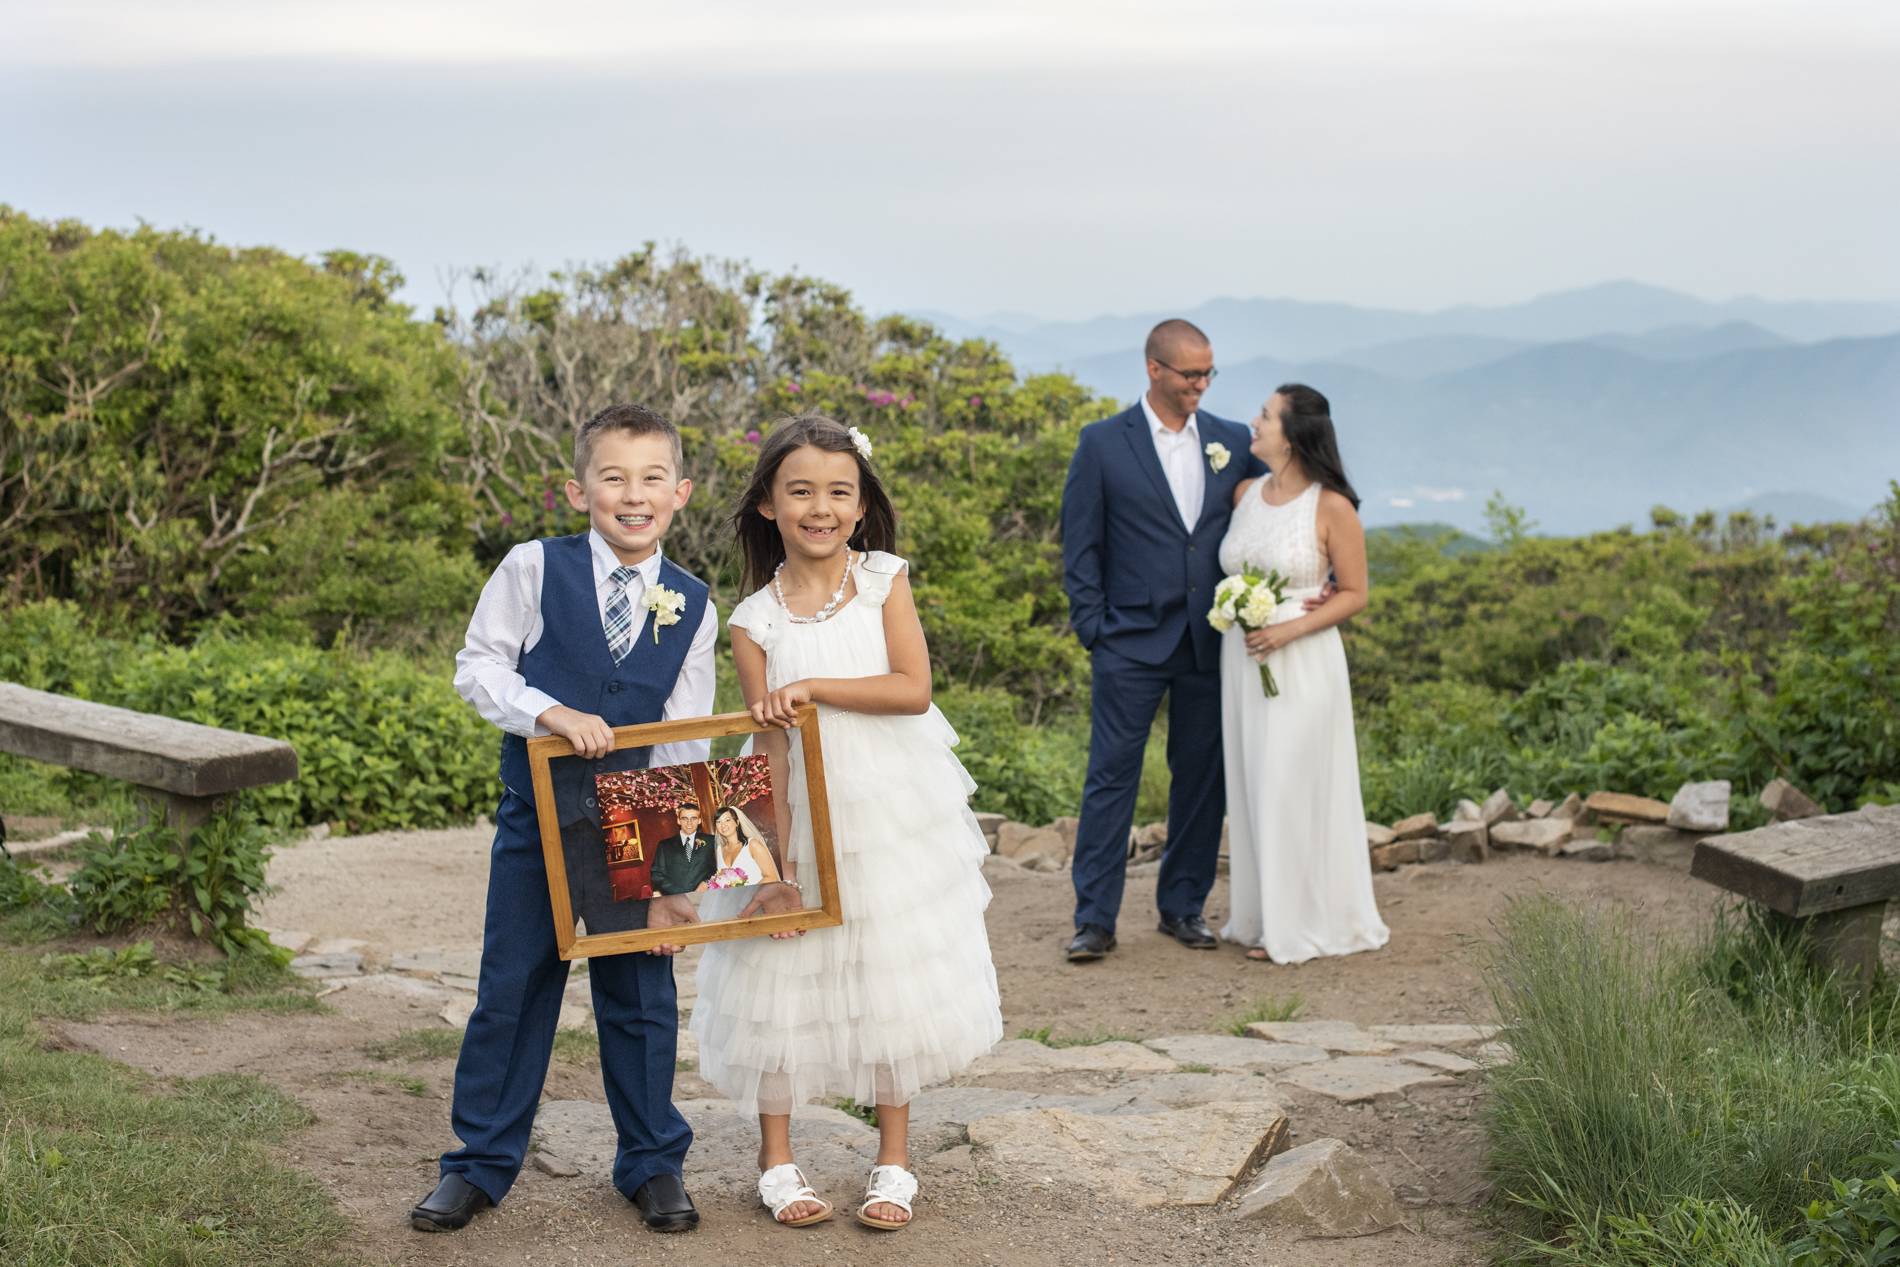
[3,0,1897,321]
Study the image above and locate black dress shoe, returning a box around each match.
[632,1173,699,1232]
[411,1172,492,1232]
[1158,913,1219,949]
[1066,924,1118,962]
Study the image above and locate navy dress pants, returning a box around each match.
[440,790,691,1204]
[1070,633,1226,932]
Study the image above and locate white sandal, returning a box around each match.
[857,1164,917,1230]
[759,1163,832,1227]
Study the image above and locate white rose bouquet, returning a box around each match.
[1207,567,1290,696]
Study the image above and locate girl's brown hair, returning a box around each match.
[730,414,899,592]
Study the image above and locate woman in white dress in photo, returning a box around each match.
[1218,384,1389,963]
[704,805,782,888]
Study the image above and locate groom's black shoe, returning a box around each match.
[632,1173,699,1232]
[1067,924,1117,962]
[411,1172,492,1232]
[1158,913,1219,950]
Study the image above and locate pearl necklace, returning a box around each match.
[773,551,855,623]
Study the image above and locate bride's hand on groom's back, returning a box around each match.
[1301,581,1337,613]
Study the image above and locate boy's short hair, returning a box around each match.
[573,403,683,481]
[677,802,701,816]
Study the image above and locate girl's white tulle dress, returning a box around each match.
[690,551,1003,1113]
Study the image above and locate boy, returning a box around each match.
[417,404,717,1235]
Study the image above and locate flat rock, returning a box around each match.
[965,1039,1178,1077]
[1370,841,1417,870]
[1586,791,1671,824]
[1476,1041,1513,1064]
[1617,825,1701,868]
[1491,819,1574,855]
[1442,820,1489,862]
[1527,799,1555,819]
[1277,1057,1456,1103]
[289,952,364,979]
[1245,1022,1395,1055]
[1123,1072,1288,1109]
[996,823,1066,861]
[1365,822,1397,848]
[1391,812,1438,841]
[390,948,483,979]
[1550,792,1584,822]
[1367,1024,1496,1046]
[1452,799,1483,823]
[1668,780,1732,833]
[908,1086,1168,1147]
[967,1102,1287,1207]
[1397,1049,1480,1074]
[1760,777,1825,822]
[1480,788,1520,826]
[532,1099,876,1192]
[974,812,1006,846]
[1559,836,1615,862]
[1142,1034,1330,1070]
[1231,1137,1405,1235]
[321,972,456,1005]
[531,1151,581,1177]
[441,996,475,1028]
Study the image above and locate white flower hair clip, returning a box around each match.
[848,426,875,462]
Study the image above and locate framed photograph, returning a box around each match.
[525,703,842,958]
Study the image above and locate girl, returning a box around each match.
[689,413,1002,1232]
[704,805,781,888]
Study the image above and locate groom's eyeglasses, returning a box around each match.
[1153,359,1218,386]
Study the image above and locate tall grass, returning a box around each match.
[1480,895,1900,1260]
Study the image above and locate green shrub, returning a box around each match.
[64,809,278,952]
[1790,1149,1900,1267]
[938,686,1087,825]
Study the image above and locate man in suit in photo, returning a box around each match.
[650,802,718,896]
[1059,320,1269,961]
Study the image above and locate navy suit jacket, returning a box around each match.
[1061,404,1268,671]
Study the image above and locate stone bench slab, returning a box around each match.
[1691,804,1900,917]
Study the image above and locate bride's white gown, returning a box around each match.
[1218,481,1389,963]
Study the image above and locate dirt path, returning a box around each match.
[59,828,1719,1266]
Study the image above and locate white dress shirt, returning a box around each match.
[1141,392,1205,530]
[453,531,718,767]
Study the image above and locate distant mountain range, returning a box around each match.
[911,283,1900,535]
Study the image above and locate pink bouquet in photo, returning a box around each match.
[706,866,751,890]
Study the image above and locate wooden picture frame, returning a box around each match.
[526,703,841,958]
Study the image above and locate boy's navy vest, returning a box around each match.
[497,534,710,827]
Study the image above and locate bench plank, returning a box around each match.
[1690,804,1900,917]
[0,682,298,797]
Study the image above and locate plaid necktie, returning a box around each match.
[603,565,641,665]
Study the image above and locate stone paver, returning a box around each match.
[1141,1034,1330,1070]
[908,1086,1168,1147]
[1366,1024,1495,1046]
[967,1102,1288,1207]
[1396,1049,1479,1074]
[1232,1137,1405,1235]
[1244,1021,1396,1055]
[389,948,482,979]
[964,1039,1178,1077]
[1276,1056,1457,1104]
[1123,1072,1287,1109]
[289,952,364,979]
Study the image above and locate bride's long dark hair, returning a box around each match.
[1273,383,1360,510]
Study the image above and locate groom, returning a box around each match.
[1059,320,1267,961]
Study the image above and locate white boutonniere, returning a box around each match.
[1205,442,1230,473]
[645,584,686,642]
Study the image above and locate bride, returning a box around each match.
[1218,384,1388,963]
[702,805,783,890]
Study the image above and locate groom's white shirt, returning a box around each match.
[1141,392,1204,530]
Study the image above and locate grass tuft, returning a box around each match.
[1015,1026,1140,1048]
[1479,895,1900,1260]
[1220,992,1304,1036]
[362,1027,463,1062]
[332,1068,430,1097]
[550,1027,600,1063]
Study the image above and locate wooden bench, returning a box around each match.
[0,682,299,836]
[1691,803,1900,992]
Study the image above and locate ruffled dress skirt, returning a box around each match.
[690,703,1003,1112]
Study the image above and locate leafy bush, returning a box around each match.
[1790,1149,1900,1267]
[65,810,277,951]
[937,687,1088,826]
